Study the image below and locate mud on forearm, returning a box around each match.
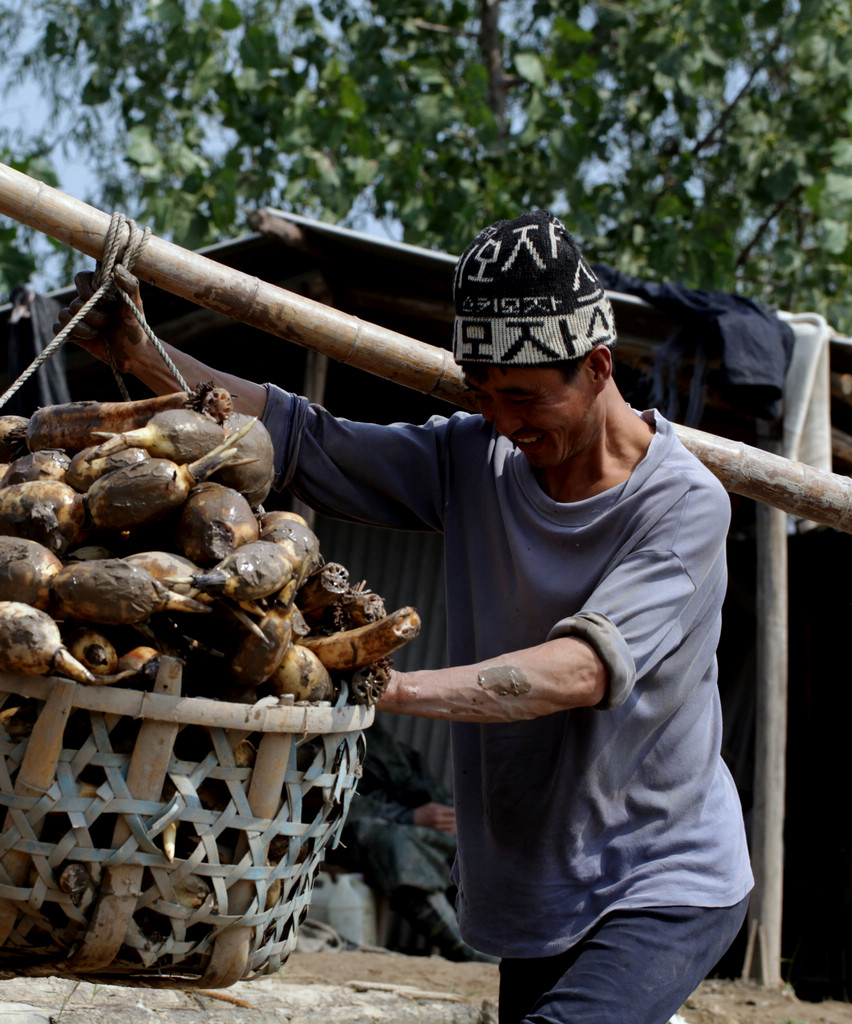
[378,638,607,722]
[378,664,550,722]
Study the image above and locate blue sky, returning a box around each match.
[4,78,98,292]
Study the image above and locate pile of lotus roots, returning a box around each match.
[0,386,421,708]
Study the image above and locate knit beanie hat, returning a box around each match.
[452,210,615,366]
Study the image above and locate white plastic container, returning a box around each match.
[308,871,377,946]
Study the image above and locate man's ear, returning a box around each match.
[586,344,613,387]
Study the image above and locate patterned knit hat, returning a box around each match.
[452,210,615,366]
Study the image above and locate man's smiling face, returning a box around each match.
[464,359,602,474]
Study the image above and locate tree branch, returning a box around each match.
[648,60,763,217]
[735,183,805,270]
[691,63,762,159]
[409,18,471,37]
[479,0,508,139]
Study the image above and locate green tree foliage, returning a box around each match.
[2,0,852,330]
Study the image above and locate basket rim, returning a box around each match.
[0,670,374,734]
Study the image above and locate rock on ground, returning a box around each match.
[0,954,497,1024]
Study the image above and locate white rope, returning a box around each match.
[0,212,190,411]
[0,278,112,410]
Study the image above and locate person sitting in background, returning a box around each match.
[325,717,492,962]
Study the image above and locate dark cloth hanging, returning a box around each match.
[593,265,796,423]
[6,286,72,417]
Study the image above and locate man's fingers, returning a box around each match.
[113,265,143,306]
[53,300,110,336]
[73,269,99,302]
[70,297,110,328]
[51,264,149,368]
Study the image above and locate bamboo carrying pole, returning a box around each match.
[2,161,852,533]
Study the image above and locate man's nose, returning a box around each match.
[492,406,522,437]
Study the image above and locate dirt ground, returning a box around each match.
[0,950,849,1023]
[282,950,852,1024]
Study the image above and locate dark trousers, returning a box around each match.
[498,897,749,1024]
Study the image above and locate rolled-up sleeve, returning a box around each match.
[547,611,636,710]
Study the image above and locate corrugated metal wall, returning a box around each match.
[313,514,455,795]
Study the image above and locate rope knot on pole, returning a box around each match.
[92,211,154,399]
[0,210,189,410]
[92,210,151,294]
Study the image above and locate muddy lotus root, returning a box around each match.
[0,387,421,706]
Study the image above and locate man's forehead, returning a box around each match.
[463,365,558,390]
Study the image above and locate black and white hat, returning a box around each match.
[452,210,615,366]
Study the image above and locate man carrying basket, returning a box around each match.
[57,209,752,1024]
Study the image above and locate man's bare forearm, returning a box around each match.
[378,636,608,722]
[127,339,269,418]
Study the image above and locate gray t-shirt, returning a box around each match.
[263,386,754,958]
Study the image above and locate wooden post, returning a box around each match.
[743,427,789,989]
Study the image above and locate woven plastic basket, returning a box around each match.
[0,655,372,987]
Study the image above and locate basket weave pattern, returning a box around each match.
[0,657,370,987]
